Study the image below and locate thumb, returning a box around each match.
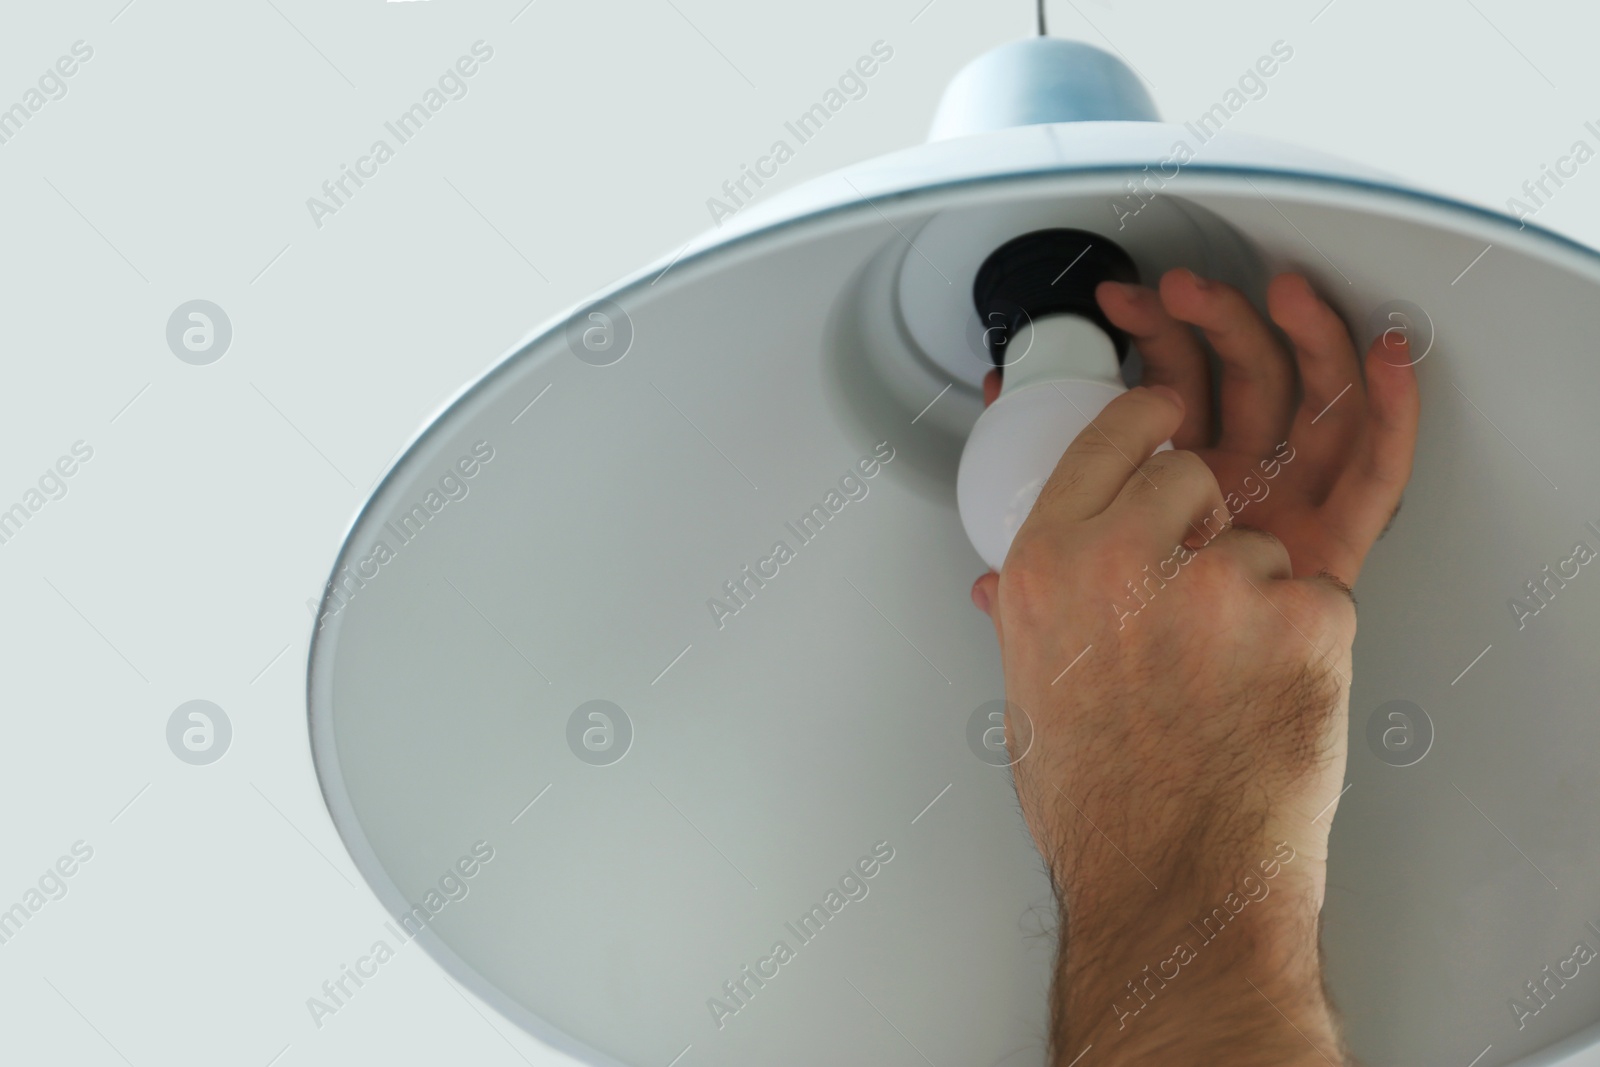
[970,571,1004,646]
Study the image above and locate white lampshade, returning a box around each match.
[308,36,1600,1067]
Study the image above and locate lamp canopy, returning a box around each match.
[309,38,1600,1067]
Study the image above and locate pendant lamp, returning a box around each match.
[308,33,1600,1067]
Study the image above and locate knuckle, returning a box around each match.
[1187,545,1250,594]
[1129,449,1213,496]
[1166,449,1219,489]
[998,535,1062,619]
[1136,450,1182,481]
[1064,431,1122,465]
[1271,578,1356,646]
[1232,524,1287,556]
[1035,462,1090,513]
[1002,526,1140,626]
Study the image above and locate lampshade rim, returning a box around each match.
[305,154,1600,1067]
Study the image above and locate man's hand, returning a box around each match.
[969,270,1419,1065]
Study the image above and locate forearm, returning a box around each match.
[1050,842,1345,1066]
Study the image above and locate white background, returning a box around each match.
[0,0,1596,1064]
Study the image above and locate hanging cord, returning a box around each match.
[1037,0,1047,35]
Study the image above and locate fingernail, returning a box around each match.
[1188,270,1210,290]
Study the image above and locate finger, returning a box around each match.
[1107,448,1231,553]
[1159,269,1295,458]
[1270,273,1365,483]
[1029,384,1185,525]
[1201,524,1293,581]
[1319,333,1421,583]
[971,571,1004,643]
[983,369,1001,409]
[1097,280,1212,449]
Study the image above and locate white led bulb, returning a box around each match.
[957,313,1166,571]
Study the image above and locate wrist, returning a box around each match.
[1052,840,1341,1065]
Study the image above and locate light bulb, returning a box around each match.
[957,313,1167,571]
